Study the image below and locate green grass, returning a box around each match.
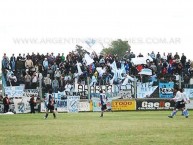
[0,111,193,145]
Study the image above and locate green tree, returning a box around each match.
[101,39,131,59]
[75,45,89,56]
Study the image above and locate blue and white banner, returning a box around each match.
[67,96,80,113]
[4,86,24,97]
[44,91,67,112]
[159,82,174,98]
[54,91,67,111]
[55,99,67,112]
[137,82,158,98]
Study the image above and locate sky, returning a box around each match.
[0,0,193,67]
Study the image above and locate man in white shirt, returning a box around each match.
[181,88,190,118]
[162,52,167,61]
[168,87,184,118]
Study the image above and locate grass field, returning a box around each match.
[0,111,192,145]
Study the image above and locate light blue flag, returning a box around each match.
[121,63,126,74]
[85,39,96,47]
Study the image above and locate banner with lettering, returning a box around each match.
[136,99,175,110]
[24,89,39,97]
[137,82,158,98]
[111,100,136,111]
[4,86,24,97]
[159,82,174,98]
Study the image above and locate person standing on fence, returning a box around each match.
[3,94,10,113]
[168,87,184,118]
[29,95,36,113]
[44,90,56,119]
[100,90,108,117]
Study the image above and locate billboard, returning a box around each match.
[137,99,175,110]
[111,100,136,111]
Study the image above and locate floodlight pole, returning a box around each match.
[87,77,90,101]
[134,77,137,98]
[39,77,42,99]
[179,75,181,89]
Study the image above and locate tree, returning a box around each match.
[101,39,131,59]
[75,45,89,56]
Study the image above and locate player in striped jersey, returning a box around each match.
[44,90,56,119]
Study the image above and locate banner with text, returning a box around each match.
[4,86,24,97]
[111,100,136,111]
[159,82,174,98]
[136,99,175,110]
[137,82,158,98]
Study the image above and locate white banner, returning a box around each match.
[131,56,153,65]
[67,96,80,113]
[79,102,90,111]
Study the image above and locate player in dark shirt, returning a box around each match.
[44,90,56,119]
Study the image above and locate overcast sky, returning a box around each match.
[0,0,193,62]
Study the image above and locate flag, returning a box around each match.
[84,53,94,66]
[138,68,152,76]
[76,62,83,75]
[85,39,96,47]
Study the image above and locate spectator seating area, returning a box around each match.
[1,51,193,95]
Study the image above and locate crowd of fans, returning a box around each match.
[1,50,193,94]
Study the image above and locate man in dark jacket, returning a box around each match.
[29,95,36,113]
[3,94,10,113]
